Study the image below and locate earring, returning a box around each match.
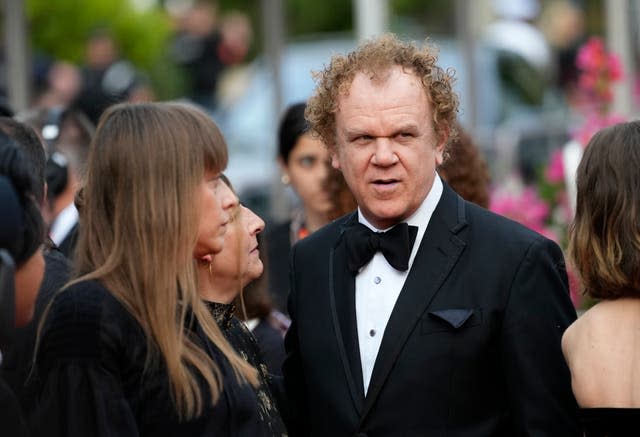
[281,174,290,185]
[208,260,213,276]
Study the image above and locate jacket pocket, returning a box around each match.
[421,308,482,335]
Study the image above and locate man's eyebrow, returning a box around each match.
[343,124,420,138]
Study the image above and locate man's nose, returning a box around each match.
[371,138,398,166]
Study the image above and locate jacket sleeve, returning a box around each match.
[500,236,580,436]
[282,243,311,436]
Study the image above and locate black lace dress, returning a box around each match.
[205,301,287,437]
[29,280,284,436]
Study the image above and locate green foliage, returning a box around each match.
[26,0,171,68]
[286,0,352,36]
[26,0,184,99]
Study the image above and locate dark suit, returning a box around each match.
[264,220,292,315]
[283,184,579,436]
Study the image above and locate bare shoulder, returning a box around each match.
[563,299,640,360]
[562,302,607,361]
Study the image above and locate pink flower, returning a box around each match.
[575,37,624,110]
[545,150,565,184]
[572,113,626,146]
[490,187,551,236]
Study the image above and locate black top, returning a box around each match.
[252,317,286,377]
[264,220,292,314]
[1,247,71,410]
[580,408,640,436]
[30,279,279,436]
[204,301,287,436]
[0,376,29,437]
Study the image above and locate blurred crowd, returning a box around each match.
[1,0,640,435]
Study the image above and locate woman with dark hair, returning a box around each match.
[265,102,331,312]
[562,120,640,435]
[30,102,275,436]
[0,134,46,437]
[197,176,286,436]
[0,134,46,330]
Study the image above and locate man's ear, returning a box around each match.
[434,126,450,167]
[330,150,341,170]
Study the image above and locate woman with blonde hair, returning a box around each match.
[31,102,265,436]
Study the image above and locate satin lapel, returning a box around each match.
[329,213,365,413]
[360,186,468,421]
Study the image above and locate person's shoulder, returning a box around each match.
[562,301,620,358]
[465,200,550,246]
[45,279,130,338]
[51,279,114,310]
[39,280,135,368]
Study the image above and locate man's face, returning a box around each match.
[333,66,446,229]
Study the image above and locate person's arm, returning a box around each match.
[500,237,580,436]
[282,244,311,436]
[29,290,139,437]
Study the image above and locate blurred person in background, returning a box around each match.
[171,2,252,111]
[437,122,491,209]
[562,121,640,436]
[75,29,144,125]
[264,102,332,314]
[32,61,82,111]
[0,134,46,437]
[484,0,552,116]
[197,175,286,436]
[41,107,94,259]
[0,117,72,414]
[539,0,586,106]
[30,102,270,436]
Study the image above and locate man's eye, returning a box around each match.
[357,135,372,141]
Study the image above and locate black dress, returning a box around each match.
[29,279,279,436]
[1,246,71,410]
[204,301,287,436]
[580,408,640,436]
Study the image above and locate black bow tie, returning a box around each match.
[344,222,418,273]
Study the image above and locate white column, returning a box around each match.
[605,0,634,117]
[3,0,31,112]
[354,0,389,41]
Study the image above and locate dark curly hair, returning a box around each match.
[0,133,45,266]
[305,33,459,155]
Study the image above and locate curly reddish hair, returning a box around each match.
[438,122,491,208]
[305,33,459,153]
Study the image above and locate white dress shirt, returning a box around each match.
[355,174,443,394]
[49,202,78,246]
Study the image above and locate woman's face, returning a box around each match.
[211,203,265,287]
[194,172,239,258]
[282,133,332,216]
[14,247,45,327]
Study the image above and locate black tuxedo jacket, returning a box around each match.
[283,184,579,436]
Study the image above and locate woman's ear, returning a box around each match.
[277,157,290,184]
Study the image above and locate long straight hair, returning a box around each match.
[67,102,257,418]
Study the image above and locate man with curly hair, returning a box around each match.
[283,34,579,436]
